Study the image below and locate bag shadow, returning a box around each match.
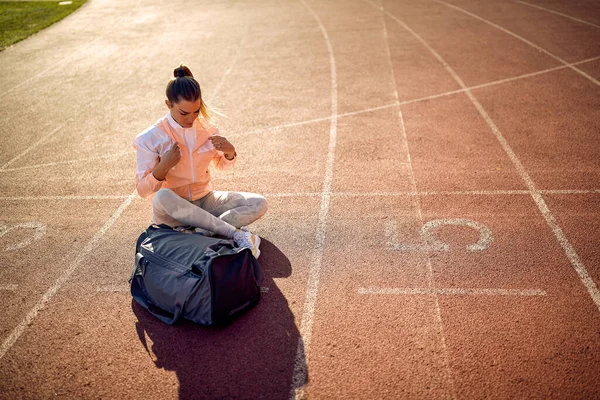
[131,238,306,399]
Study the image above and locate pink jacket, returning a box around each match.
[132,114,236,201]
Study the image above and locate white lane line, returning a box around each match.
[540,189,600,195]
[400,55,600,106]
[514,0,600,29]
[359,287,547,296]
[0,122,71,171]
[337,189,599,196]
[0,39,101,99]
[0,191,137,361]
[380,5,600,313]
[369,2,457,397]
[94,284,271,293]
[0,222,46,252]
[436,0,600,86]
[211,31,248,98]
[0,151,129,173]
[264,192,321,198]
[398,54,459,400]
[236,55,599,138]
[0,195,131,201]
[336,190,530,197]
[269,189,599,198]
[0,189,596,203]
[0,0,144,99]
[0,285,19,291]
[239,102,398,137]
[292,1,338,398]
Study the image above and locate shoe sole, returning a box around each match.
[252,235,261,259]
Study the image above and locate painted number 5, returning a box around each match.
[0,222,46,252]
[385,218,494,253]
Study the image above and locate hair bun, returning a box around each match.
[174,64,193,78]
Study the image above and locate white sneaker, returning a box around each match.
[233,229,261,258]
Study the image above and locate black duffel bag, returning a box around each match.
[130,224,262,325]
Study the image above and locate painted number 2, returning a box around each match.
[0,222,46,252]
[385,218,493,253]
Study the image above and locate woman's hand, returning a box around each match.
[209,136,236,160]
[152,143,181,181]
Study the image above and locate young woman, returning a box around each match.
[132,64,267,257]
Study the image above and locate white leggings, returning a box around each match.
[152,189,268,238]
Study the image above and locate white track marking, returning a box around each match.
[515,0,600,29]
[0,195,130,201]
[0,285,19,291]
[359,287,547,296]
[264,192,321,198]
[0,222,46,252]
[335,189,599,196]
[0,191,137,361]
[95,284,270,293]
[377,4,600,313]
[540,189,600,195]
[399,97,458,399]
[0,0,143,99]
[368,2,457,396]
[211,32,248,98]
[0,39,101,99]
[240,102,398,136]
[399,55,600,105]
[0,151,129,173]
[436,0,600,86]
[386,218,494,253]
[237,55,599,137]
[0,189,596,203]
[0,122,70,171]
[292,1,338,398]
[337,190,531,196]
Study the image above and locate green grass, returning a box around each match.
[0,0,86,51]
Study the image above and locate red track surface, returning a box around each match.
[1,0,599,399]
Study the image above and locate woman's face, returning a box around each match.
[166,98,202,128]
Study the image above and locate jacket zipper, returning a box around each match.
[188,141,195,201]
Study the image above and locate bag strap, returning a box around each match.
[130,253,199,325]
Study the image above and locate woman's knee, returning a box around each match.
[152,188,177,210]
[253,196,268,218]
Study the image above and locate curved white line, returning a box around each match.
[436,0,600,86]
[0,39,101,99]
[359,287,547,296]
[515,0,600,29]
[0,151,129,173]
[233,55,599,138]
[371,3,457,396]
[211,30,248,99]
[0,195,131,201]
[0,122,70,171]
[291,1,338,398]
[0,191,137,361]
[0,0,144,99]
[373,4,600,313]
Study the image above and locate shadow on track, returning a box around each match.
[132,238,303,399]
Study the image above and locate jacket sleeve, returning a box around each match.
[209,127,236,172]
[211,150,237,172]
[133,141,164,198]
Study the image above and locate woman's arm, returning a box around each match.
[134,145,164,198]
[209,135,237,171]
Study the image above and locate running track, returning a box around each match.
[0,0,599,398]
